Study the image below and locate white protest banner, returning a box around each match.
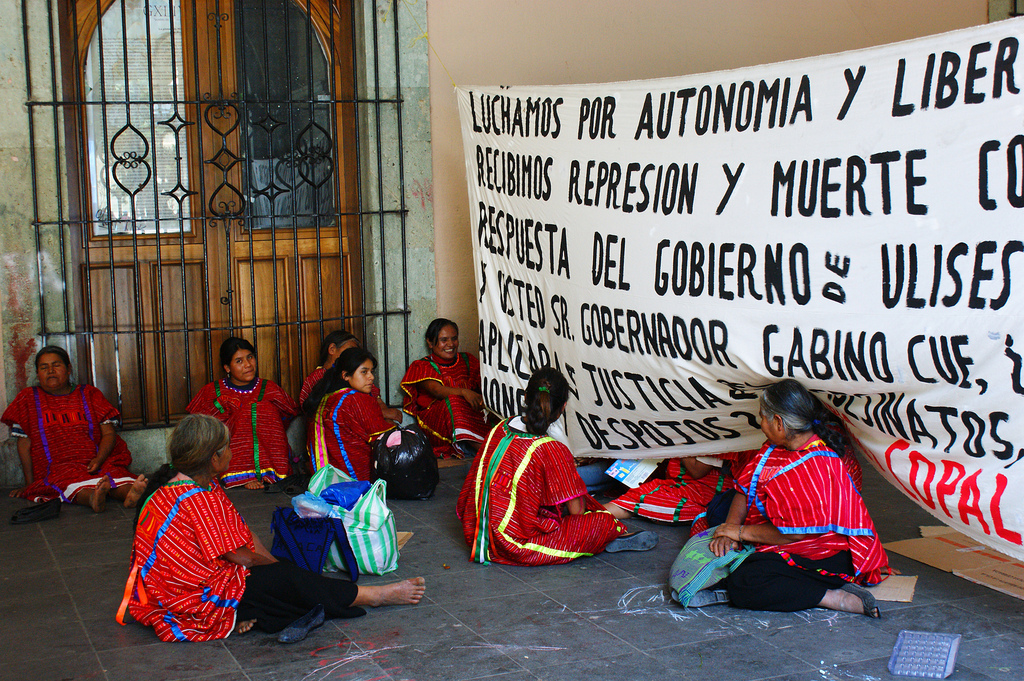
[457,19,1024,560]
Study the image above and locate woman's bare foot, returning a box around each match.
[244,479,264,490]
[122,475,147,508]
[90,478,111,513]
[354,577,426,607]
[235,618,256,634]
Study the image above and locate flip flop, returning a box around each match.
[10,498,61,525]
[277,603,325,644]
[840,583,881,618]
[604,530,659,553]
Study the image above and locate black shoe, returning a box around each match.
[277,604,325,644]
[10,498,61,525]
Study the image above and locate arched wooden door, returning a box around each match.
[72,0,360,424]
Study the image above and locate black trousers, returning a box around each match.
[725,550,853,612]
[237,561,365,632]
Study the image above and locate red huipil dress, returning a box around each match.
[126,479,252,641]
[308,388,395,480]
[457,419,626,566]
[299,367,381,405]
[607,456,738,535]
[2,385,135,502]
[734,440,888,585]
[186,378,300,488]
[401,352,488,458]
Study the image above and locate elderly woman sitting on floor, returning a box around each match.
[697,379,890,616]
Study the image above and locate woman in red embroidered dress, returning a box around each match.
[457,367,658,566]
[2,346,144,512]
[300,330,404,421]
[124,414,425,642]
[401,318,488,458]
[303,347,398,480]
[704,379,889,616]
[186,337,300,489]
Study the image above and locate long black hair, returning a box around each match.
[759,378,851,455]
[302,347,377,418]
[521,367,569,435]
[317,330,357,366]
[425,318,457,345]
[219,336,256,369]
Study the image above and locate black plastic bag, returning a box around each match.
[374,424,438,500]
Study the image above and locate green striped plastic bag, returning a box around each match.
[307,465,398,574]
[335,478,399,574]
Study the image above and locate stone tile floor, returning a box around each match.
[1,459,1021,681]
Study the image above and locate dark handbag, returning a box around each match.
[373,424,438,500]
[704,489,737,528]
[10,498,61,524]
[269,506,359,579]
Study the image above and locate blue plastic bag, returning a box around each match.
[319,480,371,509]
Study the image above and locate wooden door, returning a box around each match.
[73,0,359,425]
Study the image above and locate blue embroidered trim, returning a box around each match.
[329,389,357,478]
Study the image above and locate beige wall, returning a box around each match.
[426,0,990,352]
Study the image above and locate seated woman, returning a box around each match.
[2,346,144,512]
[702,379,889,615]
[303,347,398,480]
[401,318,489,458]
[186,337,300,489]
[123,414,425,642]
[300,330,404,423]
[604,455,740,536]
[457,367,657,566]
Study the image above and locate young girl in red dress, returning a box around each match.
[186,337,300,489]
[300,330,403,420]
[304,347,399,480]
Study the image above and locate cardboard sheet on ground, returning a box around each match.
[397,531,413,551]
[885,527,1024,600]
[866,575,917,602]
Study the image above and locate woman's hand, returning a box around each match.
[708,535,739,557]
[462,389,484,411]
[710,522,743,557]
[8,486,27,498]
[222,546,277,568]
[87,456,103,474]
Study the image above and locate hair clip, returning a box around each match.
[537,386,550,393]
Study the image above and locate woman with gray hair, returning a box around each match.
[121,414,425,643]
[701,379,889,616]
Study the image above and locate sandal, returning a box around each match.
[840,583,881,618]
[10,498,61,525]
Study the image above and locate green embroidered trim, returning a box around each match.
[250,379,268,478]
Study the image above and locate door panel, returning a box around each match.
[75,0,359,425]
